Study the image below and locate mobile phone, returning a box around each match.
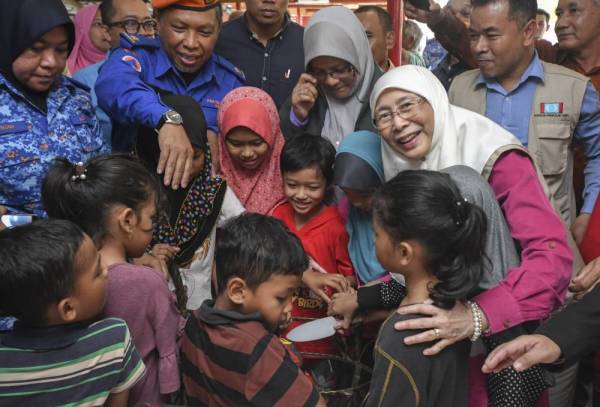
[407,0,430,11]
[1,214,38,229]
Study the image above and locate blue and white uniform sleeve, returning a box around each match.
[95,48,169,129]
[574,82,600,213]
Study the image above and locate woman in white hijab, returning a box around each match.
[278,6,380,148]
[370,65,572,406]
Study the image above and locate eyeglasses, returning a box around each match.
[91,22,107,29]
[308,63,355,82]
[106,18,157,35]
[373,97,425,129]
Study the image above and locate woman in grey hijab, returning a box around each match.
[278,6,381,148]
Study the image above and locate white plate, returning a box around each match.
[286,317,337,342]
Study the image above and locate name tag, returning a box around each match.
[0,121,28,136]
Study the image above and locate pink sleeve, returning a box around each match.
[474,151,573,334]
[149,276,184,395]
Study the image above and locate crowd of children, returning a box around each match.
[0,121,493,406]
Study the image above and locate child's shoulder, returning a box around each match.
[272,201,293,219]
[84,317,133,345]
[317,206,348,234]
[185,310,286,361]
[108,262,167,288]
[377,313,469,363]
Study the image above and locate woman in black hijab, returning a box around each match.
[0,0,109,218]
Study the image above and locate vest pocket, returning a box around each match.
[535,123,572,176]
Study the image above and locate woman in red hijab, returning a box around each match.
[67,4,109,75]
[218,87,285,215]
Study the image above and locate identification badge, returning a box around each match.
[540,102,564,115]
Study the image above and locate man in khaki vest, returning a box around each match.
[446,1,600,405]
[447,0,600,231]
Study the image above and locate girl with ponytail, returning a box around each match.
[41,155,184,406]
[366,169,487,407]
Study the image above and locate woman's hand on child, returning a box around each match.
[482,334,562,374]
[394,301,488,356]
[302,270,352,303]
[328,290,359,329]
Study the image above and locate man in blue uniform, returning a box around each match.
[96,0,244,189]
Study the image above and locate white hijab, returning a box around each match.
[304,6,375,147]
[369,65,523,180]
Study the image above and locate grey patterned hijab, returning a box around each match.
[303,6,376,147]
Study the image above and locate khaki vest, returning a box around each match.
[449,61,589,226]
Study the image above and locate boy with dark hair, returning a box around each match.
[0,219,145,406]
[181,213,325,406]
[273,135,355,382]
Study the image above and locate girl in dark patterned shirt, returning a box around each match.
[366,170,487,407]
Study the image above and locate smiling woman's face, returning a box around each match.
[374,88,435,161]
[308,55,357,99]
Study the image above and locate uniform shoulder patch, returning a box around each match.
[121,55,142,73]
[215,55,246,81]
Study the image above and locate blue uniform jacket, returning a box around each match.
[0,74,109,216]
[95,34,244,136]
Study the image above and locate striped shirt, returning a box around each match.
[181,300,319,407]
[0,318,146,406]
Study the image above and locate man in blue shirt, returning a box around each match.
[215,0,303,107]
[74,0,156,147]
[448,0,600,244]
[96,0,243,188]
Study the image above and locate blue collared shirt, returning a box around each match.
[95,35,243,139]
[73,60,112,146]
[479,53,600,213]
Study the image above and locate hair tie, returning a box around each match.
[71,162,87,181]
[453,197,469,227]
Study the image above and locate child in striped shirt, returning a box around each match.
[0,220,145,406]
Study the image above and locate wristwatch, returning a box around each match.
[157,110,183,129]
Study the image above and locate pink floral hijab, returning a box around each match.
[218,87,285,215]
[67,4,106,74]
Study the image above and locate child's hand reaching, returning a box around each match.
[302,270,352,303]
[328,290,359,329]
[151,244,180,263]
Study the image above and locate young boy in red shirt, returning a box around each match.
[273,135,355,387]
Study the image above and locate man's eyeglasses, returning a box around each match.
[373,97,425,129]
[308,63,355,82]
[106,19,157,35]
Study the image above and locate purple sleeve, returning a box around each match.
[289,109,309,128]
[474,151,573,334]
[148,275,184,394]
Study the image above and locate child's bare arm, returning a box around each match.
[104,390,129,407]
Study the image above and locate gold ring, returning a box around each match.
[434,328,440,339]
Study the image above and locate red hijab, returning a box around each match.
[67,4,106,74]
[218,87,285,215]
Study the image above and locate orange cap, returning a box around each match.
[152,0,219,10]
